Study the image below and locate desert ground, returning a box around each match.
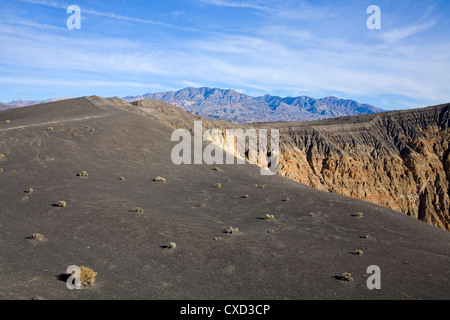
[0,97,449,300]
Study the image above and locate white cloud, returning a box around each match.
[2,1,449,106]
[380,20,437,44]
[18,0,194,30]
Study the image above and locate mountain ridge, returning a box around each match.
[123,87,385,123]
[1,87,385,123]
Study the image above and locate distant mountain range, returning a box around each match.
[0,97,70,111]
[1,88,384,123]
[123,87,384,123]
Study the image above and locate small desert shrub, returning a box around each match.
[268,229,275,234]
[80,266,97,288]
[241,195,249,199]
[265,214,275,220]
[212,167,221,171]
[26,188,34,193]
[168,242,176,249]
[355,250,364,256]
[90,128,95,132]
[284,197,290,201]
[5,120,10,124]
[46,127,53,131]
[77,171,88,177]
[0,168,3,173]
[199,203,206,208]
[216,183,222,189]
[254,184,258,187]
[153,176,166,183]
[226,226,239,234]
[342,272,354,282]
[29,233,45,241]
[0,154,5,160]
[134,207,144,213]
[119,176,125,181]
[67,128,74,132]
[362,234,371,239]
[260,184,268,188]
[57,201,66,207]
[72,133,77,136]
[354,212,364,218]
[226,179,231,182]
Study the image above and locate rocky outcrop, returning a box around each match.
[134,98,449,231]
[275,104,450,230]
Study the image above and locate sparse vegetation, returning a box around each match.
[72,133,77,136]
[90,128,95,132]
[67,128,74,132]
[212,167,221,171]
[282,197,289,201]
[134,207,144,213]
[268,229,275,234]
[0,154,5,160]
[265,214,275,220]
[354,250,364,256]
[226,179,231,182]
[342,272,354,282]
[77,171,88,177]
[0,168,3,173]
[153,176,166,183]
[26,188,34,193]
[80,266,97,288]
[57,201,66,207]
[168,242,176,249]
[241,195,249,198]
[29,233,45,242]
[216,183,222,189]
[354,212,364,218]
[260,184,267,188]
[199,203,206,208]
[362,234,371,239]
[226,226,239,234]
[119,176,125,181]
[5,120,10,124]
[46,127,54,131]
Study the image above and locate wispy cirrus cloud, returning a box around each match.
[18,0,195,30]
[1,0,449,108]
[198,0,334,20]
[197,0,267,10]
[380,20,437,44]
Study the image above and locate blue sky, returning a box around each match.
[0,0,449,110]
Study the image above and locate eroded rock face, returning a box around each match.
[136,98,449,231]
[276,105,450,230]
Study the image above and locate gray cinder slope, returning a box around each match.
[0,97,448,300]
